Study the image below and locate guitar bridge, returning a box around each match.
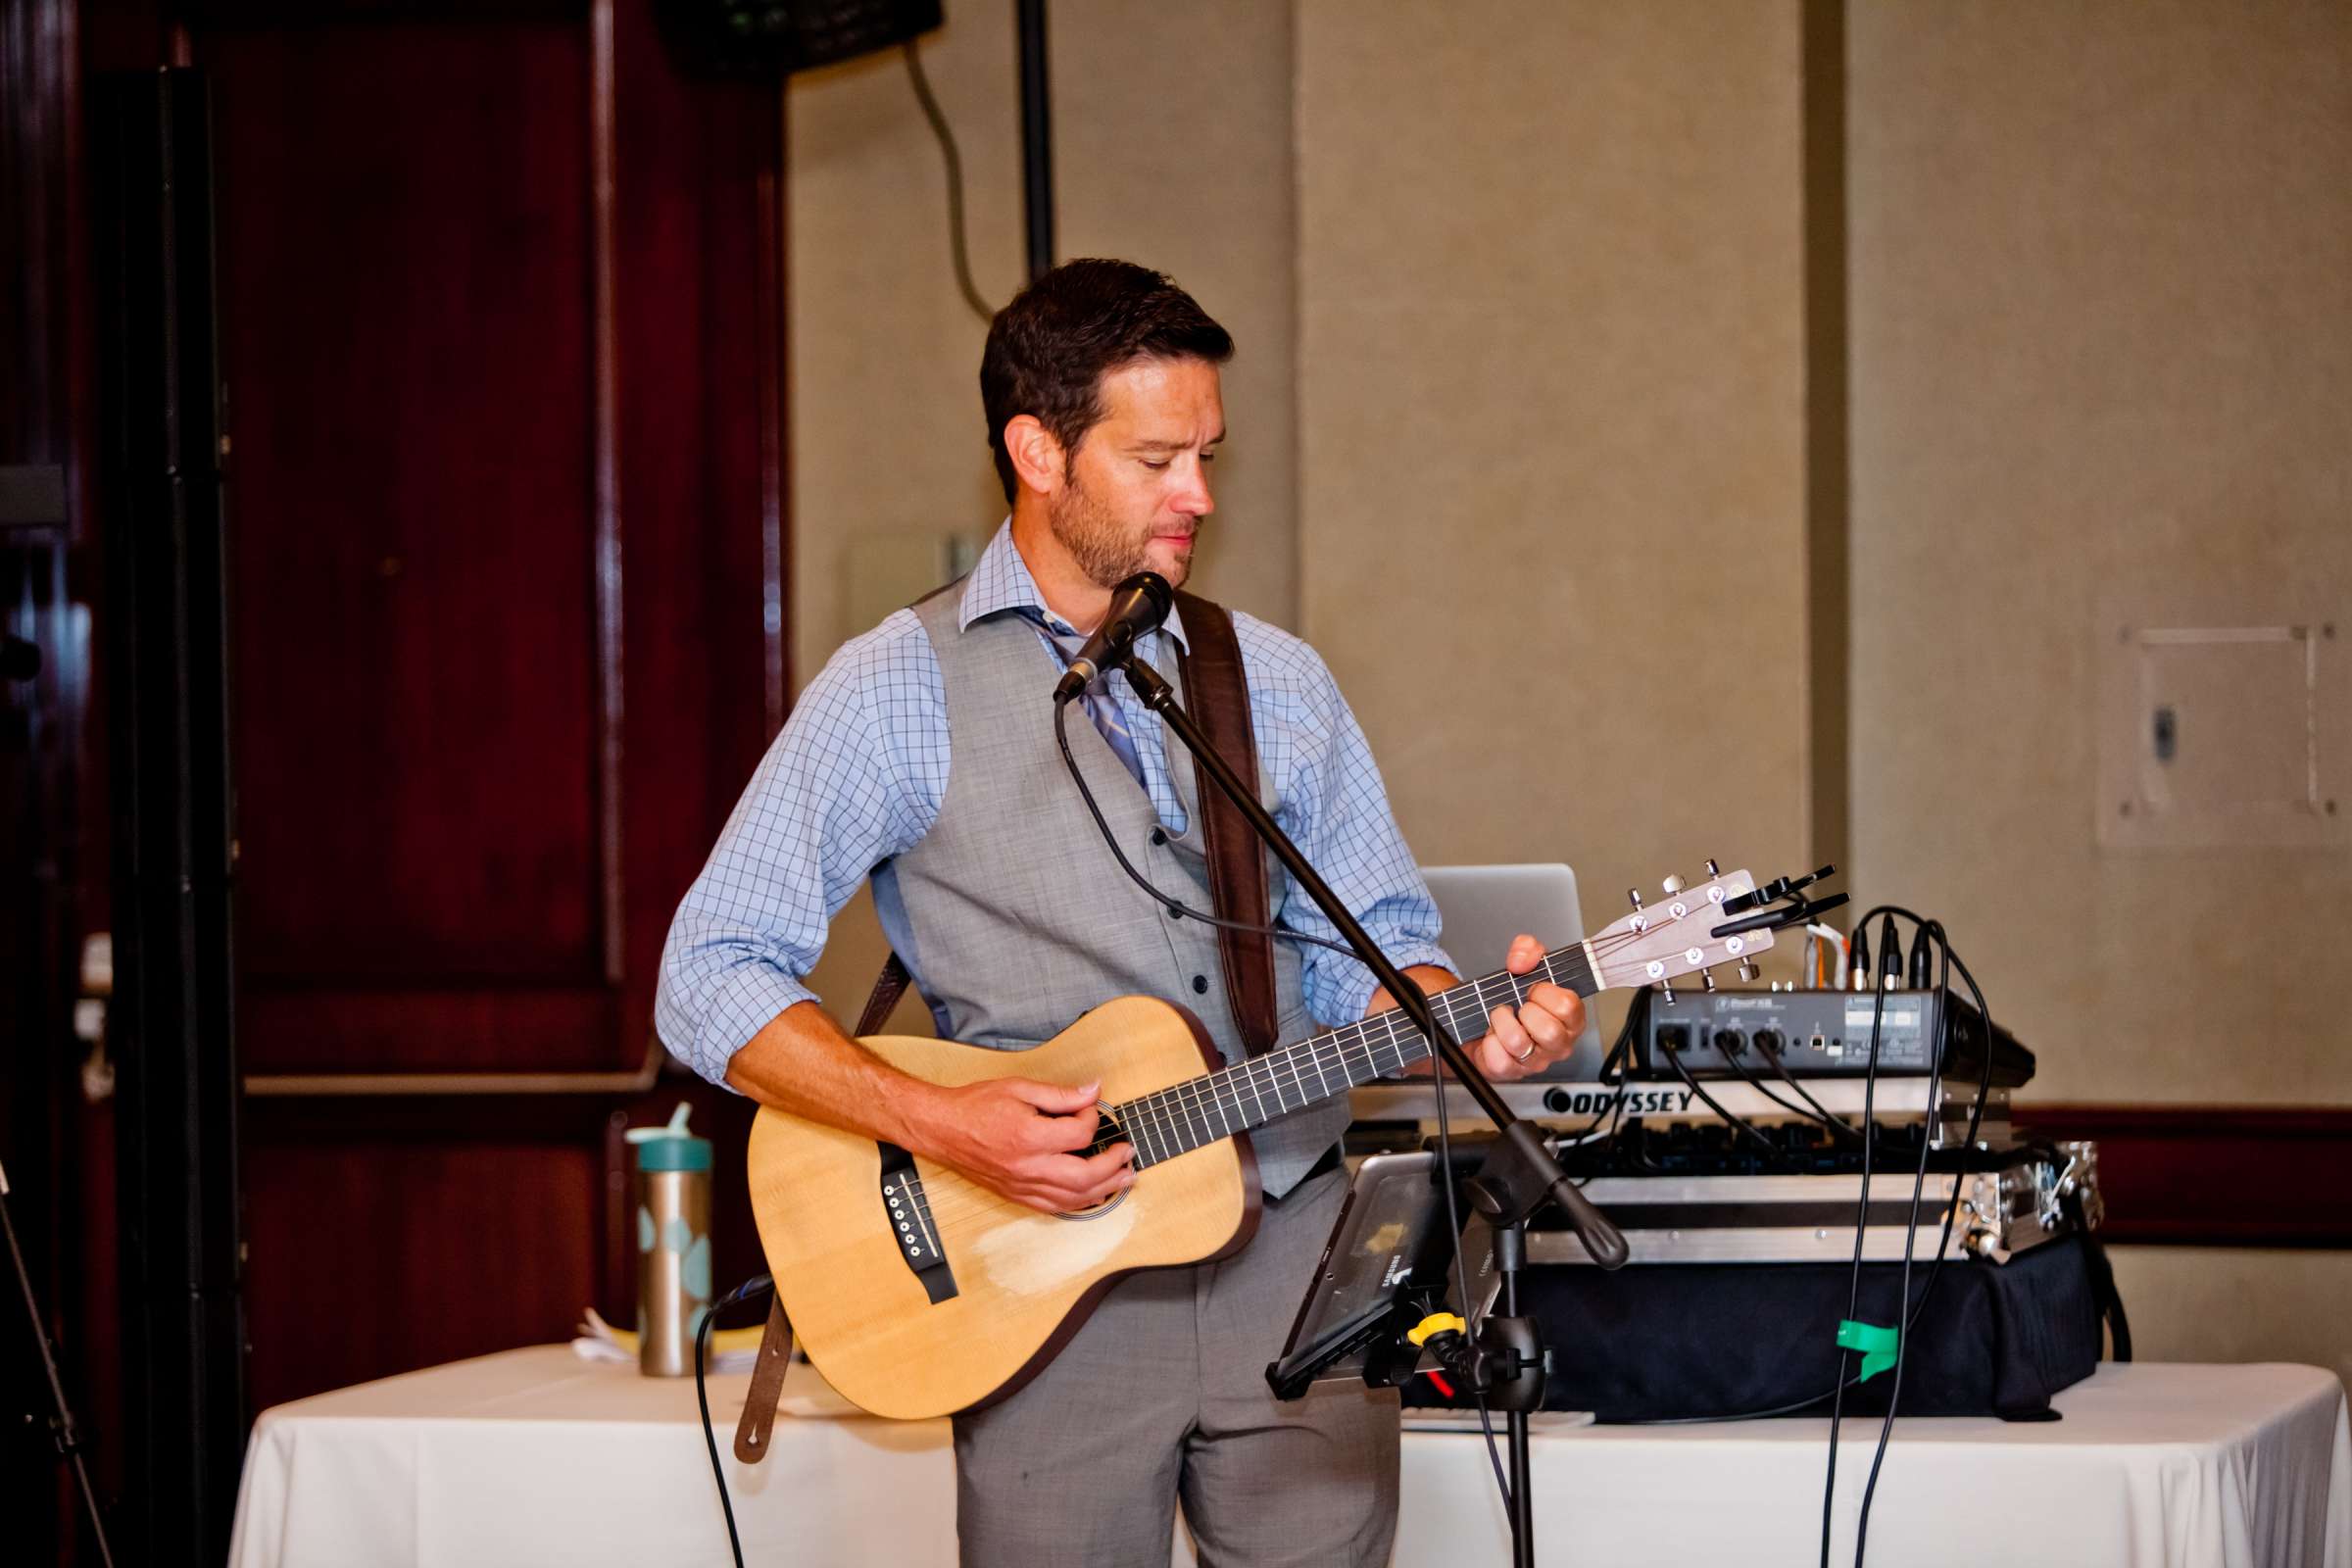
[878,1142,958,1304]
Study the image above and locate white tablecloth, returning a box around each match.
[229,1346,2350,1567]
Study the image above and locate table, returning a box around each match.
[229,1347,2350,1566]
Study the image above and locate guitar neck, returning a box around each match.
[1106,944,1598,1170]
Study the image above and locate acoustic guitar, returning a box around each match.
[746,865,1786,1418]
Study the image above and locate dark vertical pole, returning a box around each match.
[1802,0,1850,880]
[93,67,247,1568]
[1016,0,1054,280]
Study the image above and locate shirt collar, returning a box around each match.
[956,519,1191,651]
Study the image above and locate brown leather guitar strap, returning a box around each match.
[732,1299,794,1463]
[1171,590,1280,1057]
[853,950,914,1037]
[735,954,910,1463]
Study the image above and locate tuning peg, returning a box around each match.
[1661,874,1686,896]
[1700,967,1718,993]
[1704,858,1720,878]
[1657,978,1675,1003]
[1627,888,1643,910]
[1737,958,1760,983]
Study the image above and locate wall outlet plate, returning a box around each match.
[2098,615,2345,849]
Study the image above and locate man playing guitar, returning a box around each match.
[657,258,1586,1566]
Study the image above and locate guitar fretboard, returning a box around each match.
[1100,945,1596,1170]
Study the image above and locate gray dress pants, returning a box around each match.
[951,1163,1401,1567]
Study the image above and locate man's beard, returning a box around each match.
[1047,467,1194,591]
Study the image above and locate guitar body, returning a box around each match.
[745,995,1259,1419]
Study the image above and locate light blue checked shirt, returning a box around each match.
[657,521,1454,1087]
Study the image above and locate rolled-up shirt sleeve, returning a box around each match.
[1240,620,1454,1027]
[655,612,940,1087]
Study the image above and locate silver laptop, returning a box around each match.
[1419,862,1605,1077]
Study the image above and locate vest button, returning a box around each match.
[1151,828,1168,847]
[1192,974,1208,995]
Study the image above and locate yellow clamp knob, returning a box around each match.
[1406,1312,1466,1348]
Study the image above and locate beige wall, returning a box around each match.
[1848,0,2352,1104]
[2106,1246,2352,1390]
[1296,1,1815,1004]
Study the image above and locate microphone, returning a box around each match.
[1052,572,1173,704]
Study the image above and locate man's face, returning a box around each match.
[1047,356,1223,592]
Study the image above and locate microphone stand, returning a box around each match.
[1,1157,118,1567]
[1107,656,1627,1567]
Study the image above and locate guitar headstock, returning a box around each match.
[1584,860,1846,995]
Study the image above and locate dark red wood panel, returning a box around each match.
[211,20,602,999]
[179,0,789,1411]
[243,986,616,1072]
[2013,1104,2352,1249]
[610,1,785,1042]
[239,1128,603,1413]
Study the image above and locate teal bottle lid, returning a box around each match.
[636,1136,711,1172]
[627,1102,713,1172]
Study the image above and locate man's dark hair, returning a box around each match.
[981,259,1233,502]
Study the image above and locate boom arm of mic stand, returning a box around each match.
[1116,657,1628,1270]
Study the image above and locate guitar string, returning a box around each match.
[896,913,1709,1231]
[903,934,1658,1231]
[906,970,1545,1231]
[1129,943,1590,1146]
[907,1026,1411,1232]
[909,974,1503,1229]
[1123,940,1620,1159]
[908,1009,1444,1232]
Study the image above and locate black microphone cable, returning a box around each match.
[1716,1032,1850,1147]
[1656,1035,1802,1171]
[698,1272,777,1568]
[1850,914,2000,1568]
[1054,699,1357,961]
[1817,908,2000,1568]
[1838,918,1947,1568]
[1820,939,1894,1568]
[1753,1032,1865,1144]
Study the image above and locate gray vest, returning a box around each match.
[868,586,1348,1197]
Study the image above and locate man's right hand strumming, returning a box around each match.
[723,1000,1135,1216]
[911,1077,1136,1214]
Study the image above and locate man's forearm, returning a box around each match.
[722,999,947,1152]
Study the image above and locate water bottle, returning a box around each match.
[628,1103,712,1377]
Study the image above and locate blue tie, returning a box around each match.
[1020,609,1147,786]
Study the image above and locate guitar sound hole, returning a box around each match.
[1055,1189,1127,1222]
[1057,1102,1134,1221]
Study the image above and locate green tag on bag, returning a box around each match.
[1836,1318,1898,1383]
